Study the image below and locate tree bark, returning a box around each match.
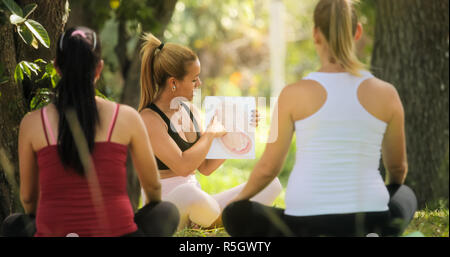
[0,20,25,227]
[0,0,67,229]
[371,0,449,208]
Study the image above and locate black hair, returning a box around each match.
[54,26,101,175]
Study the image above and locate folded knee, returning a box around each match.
[268,177,283,195]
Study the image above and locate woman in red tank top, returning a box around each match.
[1,26,179,237]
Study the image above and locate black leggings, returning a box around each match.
[0,201,179,237]
[222,184,417,237]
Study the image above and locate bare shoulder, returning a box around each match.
[139,106,168,130]
[360,77,401,104]
[281,79,324,100]
[115,104,146,128]
[279,80,327,120]
[119,104,140,117]
[20,108,41,132]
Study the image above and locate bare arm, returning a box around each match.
[140,108,225,177]
[233,89,294,201]
[382,86,408,185]
[126,107,161,204]
[18,113,39,214]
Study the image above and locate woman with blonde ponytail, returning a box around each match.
[223,0,417,237]
[138,33,282,229]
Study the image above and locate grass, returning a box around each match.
[404,208,449,237]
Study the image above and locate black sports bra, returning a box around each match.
[147,102,201,170]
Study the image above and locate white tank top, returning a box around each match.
[284,71,390,216]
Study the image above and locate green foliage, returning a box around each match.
[70,0,166,34]
[38,61,60,88]
[2,0,22,17]
[29,87,51,110]
[404,208,449,237]
[1,0,50,49]
[1,1,109,108]
[23,19,50,48]
[12,59,60,110]
[14,60,39,83]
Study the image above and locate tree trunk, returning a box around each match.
[0,0,67,229]
[0,21,25,227]
[371,0,449,208]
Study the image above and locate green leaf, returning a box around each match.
[34,59,47,64]
[19,61,31,79]
[17,24,33,45]
[9,13,25,24]
[23,61,39,75]
[22,3,37,19]
[95,89,110,100]
[51,75,59,88]
[45,62,55,74]
[14,63,24,83]
[24,19,50,48]
[2,0,23,17]
[38,63,60,88]
[15,61,40,81]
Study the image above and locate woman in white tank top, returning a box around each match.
[222,0,417,237]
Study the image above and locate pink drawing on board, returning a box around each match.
[219,130,252,155]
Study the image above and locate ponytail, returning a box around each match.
[138,33,198,111]
[55,27,101,175]
[314,0,364,76]
[139,33,162,111]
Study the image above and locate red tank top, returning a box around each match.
[34,104,138,237]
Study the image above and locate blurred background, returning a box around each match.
[0,0,448,236]
[67,0,375,102]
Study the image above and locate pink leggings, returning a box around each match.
[143,175,283,229]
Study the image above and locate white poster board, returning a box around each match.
[204,96,256,159]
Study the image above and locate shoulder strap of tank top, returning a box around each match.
[42,106,56,145]
[180,102,201,137]
[107,103,120,142]
[147,103,172,128]
[41,108,50,146]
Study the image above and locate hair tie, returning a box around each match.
[60,30,97,51]
[59,31,66,50]
[158,43,165,50]
[71,30,87,38]
[91,31,97,51]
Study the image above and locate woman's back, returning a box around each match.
[284,71,401,216]
[32,99,137,236]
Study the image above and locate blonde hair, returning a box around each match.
[138,33,198,111]
[314,0,364,76]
